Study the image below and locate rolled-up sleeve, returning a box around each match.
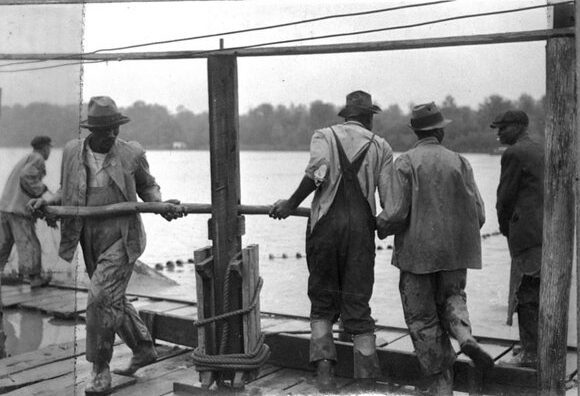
[376,155,411,238]
[19,156,47,198]
[305,130,330,187]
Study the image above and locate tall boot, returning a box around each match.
[352,333,381,379]
[0,330,6,359]
[504,304,537,368]
[310,320,337,392]
[352,333,381,392]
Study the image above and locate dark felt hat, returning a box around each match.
[30,135,53,149]
[80,96,130,129]
[490,110,529,129]
[408,102,452,131]
[337,90,381,118]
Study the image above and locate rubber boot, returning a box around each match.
[426,366,454,396]
[0,330,6,359]
[310,320,337,392]
[309,319,336,363]
[315,359,337,393]
[352,333,381,392]
[503,304,537,368]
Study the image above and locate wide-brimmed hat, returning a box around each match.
[408,102,452,131]
[337,90,381,118]
[490,110,529,129]
[80,96,130,129]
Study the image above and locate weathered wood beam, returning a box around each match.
[42,202,310,218]
[538,2,575,395]
[577,0,580,391]
[0,0,235,4]
[0,28,573,61]
[207,54,243,376]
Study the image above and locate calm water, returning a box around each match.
[0,147,576,345]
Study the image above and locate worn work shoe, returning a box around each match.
[113,344,158,376]
[315,359,337,393]
[426,367,454,396]
[461,339,494,370]
[500,351,537,369]
[85,363,112,395]
[29,274,51,288]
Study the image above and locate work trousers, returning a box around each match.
[305,133,376,336]
[0,212,41,276]
[399,269,473,375]
[516,275,539,355]
[81,186,152,365]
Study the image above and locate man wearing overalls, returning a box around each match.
[29,96,183,394]
[270,90,393,392]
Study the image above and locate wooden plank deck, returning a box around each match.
[0,285,577,395]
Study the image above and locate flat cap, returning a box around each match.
[490,110,529,129]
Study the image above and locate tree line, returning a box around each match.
[0,93,544,153]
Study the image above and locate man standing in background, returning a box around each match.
[492,110,543,368]
[28,96,184,394]
[0,135,53,288]
[377,103,493,395]
[269,90,393,392]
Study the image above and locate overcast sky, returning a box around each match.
[0,0,552,113]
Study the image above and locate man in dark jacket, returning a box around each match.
[492,110,543,368]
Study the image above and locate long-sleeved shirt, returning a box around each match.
[0,151,47,216]
[377,137,485,274]
[304,121,393,230]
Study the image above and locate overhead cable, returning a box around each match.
[0,1,569,73]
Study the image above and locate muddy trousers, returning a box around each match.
[399,270,474,376]
[516,275,539,356]
[0,212,41,276]
[82,237,153,364]
[82,185,153,365]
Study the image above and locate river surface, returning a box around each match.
[0,147,576,348]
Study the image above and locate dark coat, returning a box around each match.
[496,134,544,257]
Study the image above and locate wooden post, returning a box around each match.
[207,54,244,382]
[574,0,580,390]
[538,2,575,394]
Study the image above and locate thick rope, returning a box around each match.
[191,270,270,372]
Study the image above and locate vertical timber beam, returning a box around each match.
[207,55,244,362]
[577,0,580,390]
[539,2,576,394]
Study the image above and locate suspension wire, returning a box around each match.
[0,0,453,69]
[0,1,570,73]
[0,59,105,73]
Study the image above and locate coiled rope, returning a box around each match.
[191,266,271,371]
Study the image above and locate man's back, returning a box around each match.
[390,137,484,273]
[0,152,46,216]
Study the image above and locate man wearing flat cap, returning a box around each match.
[29,96,184,393]
[491,110,543,368]
[0,135,53,290]
[269,90,393,392]
[377,102,493,395]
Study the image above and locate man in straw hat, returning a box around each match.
[269,90,393,392]
[0,135,53,289]
[29,96,184,394]
[491,110,543,368]
[377,102,494,395]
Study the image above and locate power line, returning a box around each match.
[0,60,104,73]
[0,0,453,69]
[0,2,570,73]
